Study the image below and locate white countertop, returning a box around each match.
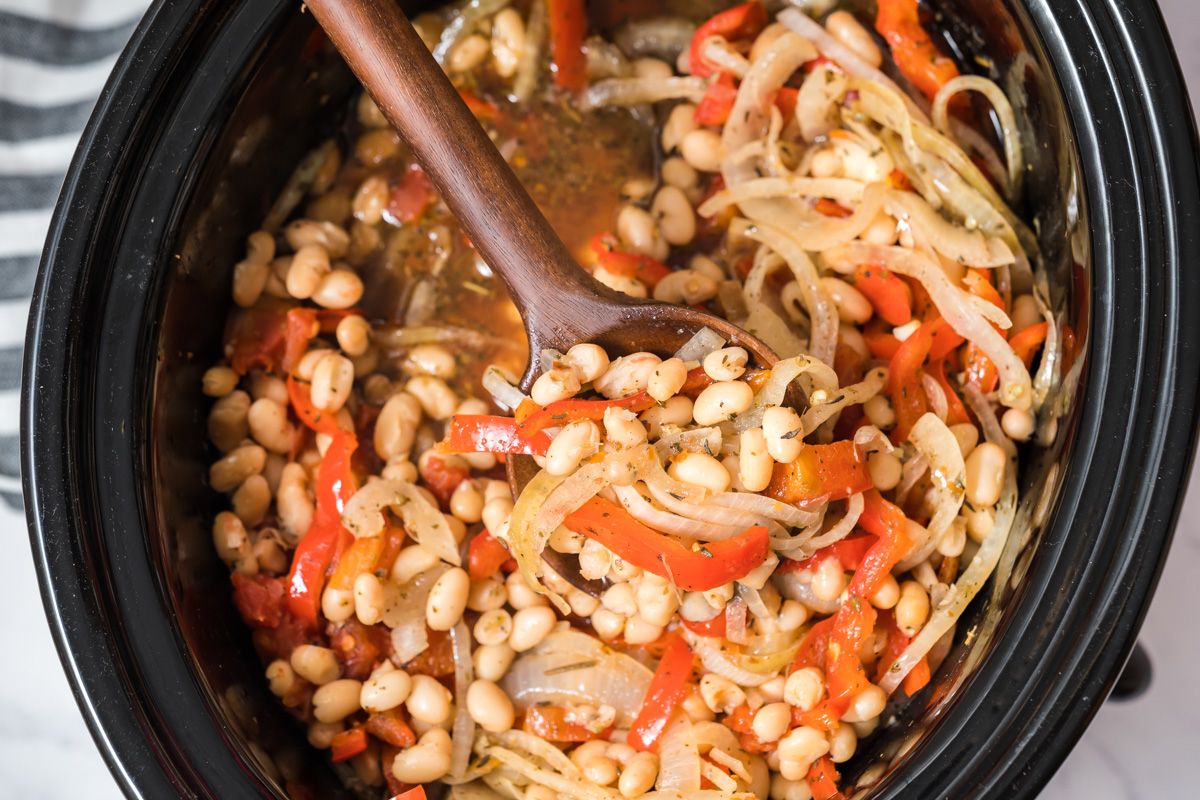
[5,1,1200,797]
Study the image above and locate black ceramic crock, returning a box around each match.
[21,0,1200,797]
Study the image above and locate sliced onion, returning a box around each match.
[485,746,610,800]
[908,413,966,540]
[884,190,1014,267]
[673,326,726,363]
[802,367,888,435]
[483,365,527,412]
[803,492,864,551]
[511,0,545,102]
[894,453,928,508]
[656,716,701,792]
[705,492,818,529]
[854,424,894,454]
[698,176,866,218]
[500,630,653,727]
[450,620,476,779]
[795,62,848,142]
[585,34,632,81]
[933,75,1025,199]
[823,243,1033,410]
[579,76,706,109]
[700,37,751,78]
[385,563,448,662]
[432,0,512,63]
[654,426,724,460]
[683,630,791,686]
[447,782,506,799]
[777,8,929,123]
[963,384,1017,458]
[1031,283,1061,409]
[740,248,807,358]
[613,17,695,61]
[341,479,461,566]
[725,599,749,645]
[922,371,949,421]
[613,483,744,540]
[880,465,1017,694]
[735,354,839,433]
[701,761,739,792]
[489,728,581,777]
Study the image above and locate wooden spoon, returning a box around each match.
[305,0,778,589]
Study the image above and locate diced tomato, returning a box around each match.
[567,497,769,592]
[468,531,512,581]
[629,631,694,751]
[548,0,587,91]
[387,165,433,224]
[391,787,427,800]
[329,618,391,680]
[589,232,672,289]
[689,1,768,78]
[231,572,286,628]
[226,306,289,375]
[853,264,912,326]
[695,72,739,126]
[442,414,552,456]
[764,441,873,506]
[330,727,369,763]
[366,708,418,748]
[875,0,960,101]
[403,628,456,677]
[848,489,912,599]
[418,451,470,507]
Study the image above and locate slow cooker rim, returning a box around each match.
[22,0,1200,799]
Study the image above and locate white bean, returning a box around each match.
[310,352,354,412]
[595,352,661,399]
[693,380,754,425]
[509,606,557,652]
[762,406,804,463]
[680,129,723,172]
[562,343,610,383]
[651,185,696,246]
[703,346,748,381]
[361,669,412,713]
[738,427,774,492]
[490,8,525,78]
[661,103,698,152]
[466,679,515,732]
[406,375,458,420]
[546,419,601,476]
[652,269,718,305]
[668,451,731,493]
[531,366,582,406]
[647,357,687,402]
[406,674,452,724]
[825,10,883,68]
[964,442,1007,507]
[617,205,669,260]
[313,679,362,723]
[391,728,452,784]
[473,643,516,682]
[603,406,648,448]
[819,276,873,324]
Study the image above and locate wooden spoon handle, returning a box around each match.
[305,0,600,332]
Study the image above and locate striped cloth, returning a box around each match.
[0,0,148,507]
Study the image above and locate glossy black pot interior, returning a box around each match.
[23,0,1200,798]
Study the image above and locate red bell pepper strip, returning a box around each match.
[458,88,500,120]
[875,0,960,101]
[723,704,775,754]
[366,709,418,748]
[442,414,553,456]
[764,441,873,506]
[467,531,512,581]
[863,318,902,360]
[961,270,1006,394]
[285,431,357,627]
[548,0,587,91]
[774,86,799,121]
[853,264,912,326]
[628,631,694,751]
[824,597,877,716]
[522,705,613,742]
[695,72,739,126]
[327,535,384,592]
[887,317,943,441]
[330,727,369,763]
[927,358,970,426]
[876,611,931,695]
[928,321,966,361]
[391,788,427,800]
[689,1,767,78]
[807,756,846,800]
[847,489,911,599]
[282,308,319,375]
[287,374,344,437]
[789,617,835,673]
[779,533,876,575]
[387,165,433,224]
[1010,321,1049,368]
[590,233,672,289]
[682,609,728,638]
[418,451,470,507]
[519,391,657,437]
[566,496,769,592]
[815,198,854,218]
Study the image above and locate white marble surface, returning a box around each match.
[5,2,1200,798]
